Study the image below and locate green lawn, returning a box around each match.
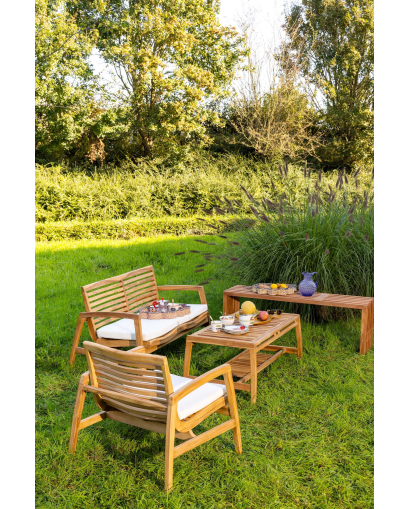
[36,235,374,508]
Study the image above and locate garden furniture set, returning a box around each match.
[68,264,373,490]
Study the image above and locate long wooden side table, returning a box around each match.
[184,313,302,404]
[223,285,374,355]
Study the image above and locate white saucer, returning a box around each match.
[222,325,249,335]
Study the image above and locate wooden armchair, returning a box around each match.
[69,342,242,492]
[69,265,209,364]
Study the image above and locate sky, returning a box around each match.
[219,0,287,38]
[89,0,290,92]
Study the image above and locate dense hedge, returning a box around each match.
[35,154,373,222]
[35,216,235,241]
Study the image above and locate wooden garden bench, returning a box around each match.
[223,285,374,354]
[69,265,209,365]
[69,342,242,491]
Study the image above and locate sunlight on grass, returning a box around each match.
[36,235,373,508]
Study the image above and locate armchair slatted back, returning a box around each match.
[81,266,159,330]
[84,342,173,422]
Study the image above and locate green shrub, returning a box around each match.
[35,216,235,241]
[179,166,374,321]
[35,153,373,222]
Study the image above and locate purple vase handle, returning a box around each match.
[311,272,319,287]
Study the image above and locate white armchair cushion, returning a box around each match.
[170,374,227,420]
[96,304,208,343]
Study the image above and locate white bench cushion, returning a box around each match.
[170,374,226,420]
[96,304,208,343]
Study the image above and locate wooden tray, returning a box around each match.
[234,311,275,326]
[252,314,274,325]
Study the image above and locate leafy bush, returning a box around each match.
[35,216,236,241]
[36,153,373,222]
[179,165,374,321]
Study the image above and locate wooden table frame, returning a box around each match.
[184,314,302,404]
[223,286,374,355]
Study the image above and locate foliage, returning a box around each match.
[35,216,235,241]
[74,0,247,159]
[35,154,373,222]
[229,19,321,162]
[35,0,108,162]
[35,1,374,166]
[177,163,374,320]
[284,0,374,168]
[36,235,373,507]
[231,85,320,162]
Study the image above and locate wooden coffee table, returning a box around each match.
[223,285,374,355]
[183,313,302,404]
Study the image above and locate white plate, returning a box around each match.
[222,325,249,335]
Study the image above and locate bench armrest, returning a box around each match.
[156,285,207,305]
[79,311,139,320]
[169,364,232,404]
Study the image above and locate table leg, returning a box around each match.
[223,293,241,315]
[360,306,369,355]
[368,299,374,351]
[295,318,303,359]
[249,349,258,404]
[360,302,373,355]
[183,341,194,377]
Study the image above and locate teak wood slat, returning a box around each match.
[223,285,374,355]
[184,313,302,404]
[69,342,242,492]
[69,266,210,364]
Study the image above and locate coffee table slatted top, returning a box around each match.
[184,312,302,403]
[188,313,300,349]
[224,285,373,310]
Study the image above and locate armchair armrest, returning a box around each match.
[156,285,207,305]
[169,364,231,405]
[79,371,90,387]
[80,312,143,347]
[128,346,146,354]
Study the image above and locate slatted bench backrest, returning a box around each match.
[84,342,173,422]
[81,265,159,330]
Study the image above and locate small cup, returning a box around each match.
[239,314,253,326]
[220,315,235,326]
[211,320,222,332]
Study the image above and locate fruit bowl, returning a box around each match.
[268,284,297,295]
[251,283,297,295]
[254,317,273,325]
[251,283,271,295]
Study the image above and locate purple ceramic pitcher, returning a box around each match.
[299,272,319,296]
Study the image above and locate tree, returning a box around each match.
[76,0,247,159]
[36,0,114,163]
[284,0,374,168]
[230,21,321,162]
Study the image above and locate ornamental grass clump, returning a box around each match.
[177,164,374,321]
